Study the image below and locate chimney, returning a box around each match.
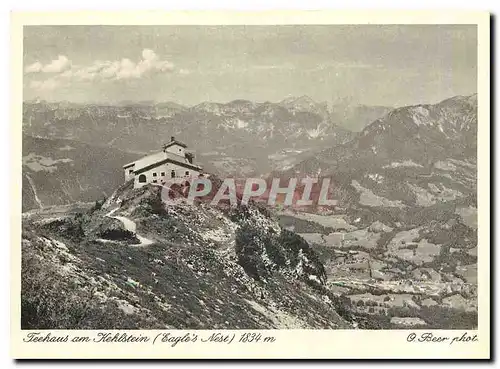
[171,136,175,142]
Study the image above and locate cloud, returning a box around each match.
[27,49,177,92]
[72,49,174,81]
[42,55,71,73]
[25,55,71,74]
[24,61,43,73]
[29,78,60,91]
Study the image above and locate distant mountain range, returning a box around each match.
[286,94,477,174]
[279,94,477,217]
[22,96,390,174]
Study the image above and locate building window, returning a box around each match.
[153,180,157,183]
[161,172,165,177]
[185,171,189,176]
[129,169,133,174]
[179,148,182,152]
[153,172,157,177]
[171,170,175,178]
[138,174,146,183]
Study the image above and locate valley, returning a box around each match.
[278,207,477,329]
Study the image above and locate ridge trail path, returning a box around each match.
[105,208,154,246]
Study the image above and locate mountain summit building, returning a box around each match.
[123,137,203,188]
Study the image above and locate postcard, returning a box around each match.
[11,10,490,359]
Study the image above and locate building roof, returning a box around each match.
[133,151,167,171]
[124,150,202,174]
[134,157,202,175]
[163,140,187,149]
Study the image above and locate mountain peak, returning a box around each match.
[280,95,316,106]
[439,93,478,107]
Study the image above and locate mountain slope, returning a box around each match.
[22,134,140,211]
[21,182,351,329]
[330,104,392,132]
[272,94,478,328]
[282,94,477,210]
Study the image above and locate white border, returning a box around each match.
[3,3,493,364]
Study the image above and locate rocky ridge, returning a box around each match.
[21,181,351,329]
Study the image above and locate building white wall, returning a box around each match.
[124,165,135,181]
[165,144,186,157]
[134,162,200,188]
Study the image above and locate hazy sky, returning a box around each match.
[23,25,477,107]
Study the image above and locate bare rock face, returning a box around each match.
[93,217,139,243]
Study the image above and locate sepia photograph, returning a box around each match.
[10,10,490,359]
